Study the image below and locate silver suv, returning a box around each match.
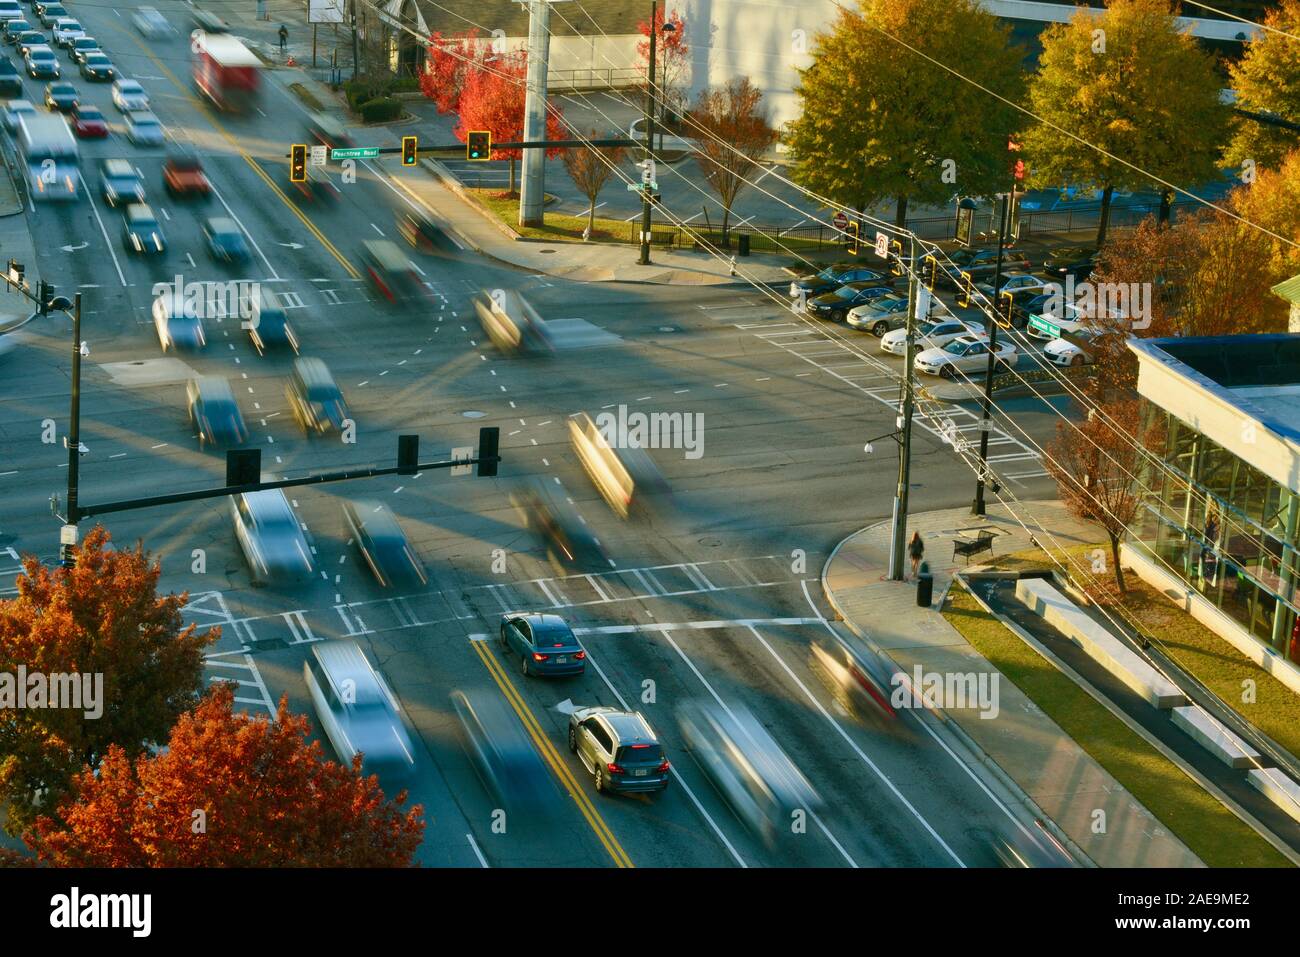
[567,705,669,796]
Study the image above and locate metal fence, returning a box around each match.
[547,67,644,93]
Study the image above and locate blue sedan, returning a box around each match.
[202,216,250,265]
[500,612,586,677]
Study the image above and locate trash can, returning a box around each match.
[916,561,933,608]
[737,233,751,257]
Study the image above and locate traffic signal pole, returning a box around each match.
[889,238,920,581]
[638,0,658,266]
[971,191,1010,517]
[63,293,82,563]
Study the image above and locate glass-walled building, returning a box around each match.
[1128,336,1300,658]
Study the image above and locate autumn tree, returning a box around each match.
[1021,0,1229,248]
[1225,0,1300,173]
[562,129,627,236]
[26,684,424,866]
[687,78,777,246]
[0,527,214,836]
[422,29,492,115]
[1045,400,1156,594]
[453,49,566,196]
[784,0,1024,226]
[636,6,689,136]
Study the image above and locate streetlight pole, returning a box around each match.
[61,292,82,566]
[658,19,675,154]
[971,191,1009,517]
[350,0,359,79]
[637,0,658,266]
[889,236,921,580]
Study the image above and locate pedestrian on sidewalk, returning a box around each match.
[908,531,925,581]
[278,24,288,53]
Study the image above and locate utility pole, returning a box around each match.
[350,0,359,79]
[517,0,570,227]
[889,237,920,581]
[63,292,82,567]
[638,0,659,266]
[971,191,1010,517]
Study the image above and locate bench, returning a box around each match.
[953,530,995,562]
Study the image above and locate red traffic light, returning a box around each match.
[1013,159,1026,182]
[401,135,418,166]
[290,143,307,183]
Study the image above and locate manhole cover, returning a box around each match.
[538,248,557,254]
[462,410,487,418]
[658,326,677,333]
[698,537,722,547]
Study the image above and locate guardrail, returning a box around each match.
[547,67,644,92]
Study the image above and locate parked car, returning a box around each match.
[78,51,113,81]
[499,612,586,678]
[914,335,1016,379]
[50,16,82,46]
[231,489,315,585]
[244,289,299,355]
[111,77,147,111]
[100,158,145,205]
[845,293,910,336]
[152,291,205,351]
[789,263,891,300]
[1042,245,1098,282]
[805,280,895,322]
[0,55,20,97]
[1024,306,1087,342]
[568,706,670,795]
[163,154,210,197]
[1011,292,1082,332]
[974,271,1052,303]
[201,215,250,265]
[186,376,248,448]
[1,96,33,131]
[23,44,57,78]
[936,245,1031,288]
[879,317,985,356]
[303,640,415,782]
[41,79,74,110]
[125,109,163,145]
[341,499,427,589]
[122,202,164,254]
[133,6,173,38]
[70,102,105,137]
[285,357,348,435]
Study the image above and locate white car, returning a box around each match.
[1,97,34,132]
[915,335,1016,379]
[1024,302,1084,341]
[133,6,173,38]
[111,78,148,112]
[1042,326,1131,367]
[231,490,315,585]
[975,270,1052,302]
[879,317,983,356]
[51,16,82,46]
[126,110,164,146]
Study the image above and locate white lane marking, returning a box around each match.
[360,157,467,251]
[208,179,280,280]
[466,832,489,868]
[84,183,128,286]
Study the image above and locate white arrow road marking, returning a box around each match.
[60,242,88,252]
[278,242,304,249]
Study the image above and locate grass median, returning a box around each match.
[943,580,1290,867]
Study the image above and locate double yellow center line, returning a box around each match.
[471,638,634,868]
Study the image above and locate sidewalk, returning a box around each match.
[823,500,1204,867]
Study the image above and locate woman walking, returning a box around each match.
[908,531,925,581]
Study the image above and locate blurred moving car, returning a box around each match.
[42,80,75,111]
[121,202,164,254]
[186,376,248,448]
[111,77,148,112]
[100,158,144,205]
[191,8,229,32]
[341,499,427,589]
[510,479,609,572]
[70,103,106,138]
[202,215,250,264]
[914,335,1016,379]
[0,55,21,97]
[304,640,416,782]
[396,207,444,254]
[289,164,339,203]
[133,6,173,38]
[162,154,210,197]
[152,291,205,351]
[360,239,425,304]
[568,705,670,796]
[677,700,822,847]
[499,612,586,678]
[1,97,34,132]
[472,287,552,355]
[245,288,299,355]
[808,635,897,721]
[125,109,163,146]
[231,488,314,585]
[975,821,1075,868]
[285,356,348,435]
[452,689,556,813]
[305,110,352,149]
[569,410,670,520]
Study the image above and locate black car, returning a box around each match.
[510,479,608,572]
[78,51,114,82]
[285,357,348,435]
[186,376,248,448]
[1042,245,1098,282]
[0,57,21,97]
[341,500,427,589]
[789,264,891,301]
[805,280,895,321]
[42,80,75,111]
[397,208,444,253]
[938,246,1032,288]
[202,216,250,264]
[3,21,32,43]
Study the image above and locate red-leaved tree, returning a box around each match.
[454,49,566,195]
[636,7,689,114]
[421,29,492,115]
[26,684,425,866]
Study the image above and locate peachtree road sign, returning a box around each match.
[330,147,381,160]
[1028,314,1059,337]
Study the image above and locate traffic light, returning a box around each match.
[889,239,903,277]
[922,254,937,292]
[401,135,418,166]
[476,426,499,477]
[397,434,419,475]
[1013,159,1026,183]
[467,130,491,161]
[290,143,307,183]
[844,221,860,256]
[998,291,1015,328]
[957,270,973,308]
[6,258,23,292]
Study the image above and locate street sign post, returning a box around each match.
[1028,314,1059,338]
[833,211,848,231]
[329,147,381,160]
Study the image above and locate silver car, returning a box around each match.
[231,489,314,585]
[305,640,417,783]
[126,110,163,146]
[111,78,148,112]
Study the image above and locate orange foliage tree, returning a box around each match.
[0,526,213,835]
[26,684,425,866]
[421,29,491,115]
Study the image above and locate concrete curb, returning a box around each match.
[960,573,1299,866]
[819,523,1095,868]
